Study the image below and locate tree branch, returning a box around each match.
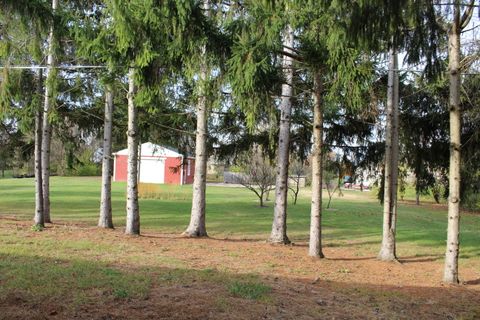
[278,50,304,62]
[460,0,476,30]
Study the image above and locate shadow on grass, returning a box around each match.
[465,279,480,285]
[0,251,479,320]
[398,255,443,264]
[292,240,381,248]
[326,256,377,261]
[139,231,266,242]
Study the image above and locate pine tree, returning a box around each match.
[1,0,50,228]
[183,0,211,238]
[294,1,377,256]
[378,48,400,261]
[308,69,324,257]
[343,0,445,262]
[41,0,59,223]
[269,24,295,244]
[125,68,140,235]
[98,84,114,229]
[104,0,208,235]
[34,70,44,228]
[442,0,476,284]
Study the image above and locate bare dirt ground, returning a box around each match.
[1,218,479,320]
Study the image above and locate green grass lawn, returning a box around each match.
[0,176,479,260]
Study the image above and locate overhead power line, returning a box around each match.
[0,65,112,70]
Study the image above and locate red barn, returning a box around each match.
[113,142,195,185]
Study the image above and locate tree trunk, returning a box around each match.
[125,68,140,235]
[269,25,294,244]
[41,0,59,224]
[184,0,210,238]
[34,70,44,227]
[378,48,399,261]
[98,85,114,229]
[309,70,324,258]
[444,4,461,284]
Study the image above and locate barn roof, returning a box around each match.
[114,142,184,158]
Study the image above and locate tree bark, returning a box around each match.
[309,69,324,258]
[34,70,44,227]
[184,0,210,238]
[378,48,399,261]
[41,0,59,224]
[269,25,294,244]
[98,85,114,229]
[444,3,461,284]
[125,68,140,235]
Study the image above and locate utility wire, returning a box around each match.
[0,65,111,70]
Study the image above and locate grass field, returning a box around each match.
[0,176,479,319]
[0,176,479,258]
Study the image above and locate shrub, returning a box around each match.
[75,164,101,176]
[462,191,480,212]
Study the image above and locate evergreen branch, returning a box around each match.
[460,53,480,71]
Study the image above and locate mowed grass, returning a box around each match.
[0,176,479,260]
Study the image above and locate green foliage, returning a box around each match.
[74,164,101,177]
[0,0,52,30]
[400,75,449,199]
[460,74,480,211]
[30,224,44,232]
[0,68,13,115]
[228,281,271,300]
[462,190,480,212]
[228,165,243,173]
[63,148,101,177]
[431,180,446,204]
[398,165,408,201]
[342,0,445,78]
[113,288,129,299]
[226,1,284,129]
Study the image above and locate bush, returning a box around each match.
[462,191,480,212]
[75,164,101,176]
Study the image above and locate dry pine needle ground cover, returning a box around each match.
[0,217,479,320]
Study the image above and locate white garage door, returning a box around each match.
[139,158,165,184]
